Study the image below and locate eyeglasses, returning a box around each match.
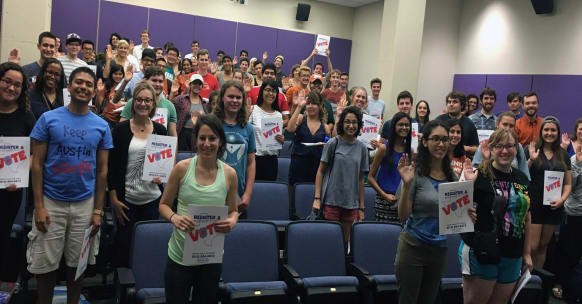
[0,78,23,90]
[135,97,154,104]
[427,136,450,143]
[493,144,516,151]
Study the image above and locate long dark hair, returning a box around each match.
[213,80,247,127]
[0,62,30,111]
[386,112,412,170]
[337,106,363,137]
[414,100,430,125]
[256,79,280,112]
[35,58,65,94]
[106,64,124,92]
[447,119,465,158]
[572,118,582,142]
[534,117,567,170]
[415,120,455,181]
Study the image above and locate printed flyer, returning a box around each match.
[543,170,564,206]
[315,34,330,56]
[142,134,177,183]
[0,137,30,188]
[153,108,168,128]
[357,114,381,149]
[261,116,283,150]
[183,205,228,265]
[438,181,475,235]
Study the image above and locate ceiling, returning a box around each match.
[314,0,381,8]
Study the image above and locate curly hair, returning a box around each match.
[0,62,30,111]
[336,106,363,137]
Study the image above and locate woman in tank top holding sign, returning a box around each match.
[159,114,238,304]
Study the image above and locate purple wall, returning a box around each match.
[149,9,194,57]
[236,23,277,69]
[97,1,148,51]
[194,16,237,62]
[275,30,315,75]
[328,37,351,74]
[485,75,533,114]
[51,0,99,46]
[452,74,486,96]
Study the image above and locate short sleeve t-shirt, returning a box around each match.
[321,88,345,104]
[197,73,220,99]
[0,109,36,137]
[120,96,178,125]
[221,122,256,196]
[30,106,113,201]
[58,56,89,82]
[320,136,369,209]
[366,97,385,120]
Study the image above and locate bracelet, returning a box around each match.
[169,213,176,222]
[359,208,364,211]
[314,197,321,200]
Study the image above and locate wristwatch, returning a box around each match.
[93,209,104,216]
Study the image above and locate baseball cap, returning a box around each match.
[66,33,82,44]
[310,74,323,83]
[141,48,156,60]
[190,74,204,85]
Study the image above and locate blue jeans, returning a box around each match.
[164,258,222,304]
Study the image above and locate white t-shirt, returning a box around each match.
[124,137,162,205]
[58,55,89,83]
[249,106,283,156]
[366,96,386,120]
[132,44,154,60]
[184,53,195,60]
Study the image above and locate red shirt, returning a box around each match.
[321,88,345,104]
[196,72,220,99]
[248,86,290,115]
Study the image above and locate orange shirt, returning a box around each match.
[515,116,543,147]
[285,86,310,109]
[450,155,467,176]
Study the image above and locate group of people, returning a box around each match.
[0,29,580,304]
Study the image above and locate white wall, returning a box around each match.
[416,0,462,115]
[457,0,582,74]
[107,0,355,40]
[349,1,383,90]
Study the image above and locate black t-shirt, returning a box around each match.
[463,167,531,257]
[0,108,36,137]
[435,114,479,147]
[525,148,571,204]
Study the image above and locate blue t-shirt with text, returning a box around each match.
[31,107,113,201]
[221,122,256,196]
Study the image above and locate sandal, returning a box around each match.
[552,285,563,299]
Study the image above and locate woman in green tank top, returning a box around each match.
[159,114,238,304]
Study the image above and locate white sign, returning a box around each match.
[63,88,71,107]
[0,137,30,189]
[543,170,564,206]
[142,134,177,183]
[75,225,93,281]
[477,130,494,143]
[153,107,168,128]
[357,114,381,149]
[411,123,419,153]
[261,116,283,150]
[315,34,330,56]
[438,181,475,235]
[511,269,531,304]
[183,205,228,265]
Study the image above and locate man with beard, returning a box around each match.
[515,91,543,146]
[469,88,497,130]
[435,90,479,154]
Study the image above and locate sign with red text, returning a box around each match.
[438,181,474,235]
[315,34,330,56]
[153,108,168,128]
[543,170,564,206]
[183,205,228,265]
[357,114,381,149]
[75,225,94,281]
[261,116,283,150]
[0,137,30,188]
[142,134,177,183]
[411,123,419,153]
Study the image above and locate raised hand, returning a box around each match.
[7,48,21,64]
[463,158,478,181]
[262,51,268,62]
[106,45,114,61]
[282,76,290,92]
[336,93,347,116]
[561,132,571,149]
[125,64,134,82]
[528,142,540,161]
[210,62,218,74]
[397,153,415,185]
[243,77,252,94]
[480,139,491,160]
[311,48,318,56]
[96,78,105,94]
[325,48,330,57]
[576,145,582,163]
[170,78,180,95]
[129,40,135,53]
[233,56,238,65]
[293,90,307,109]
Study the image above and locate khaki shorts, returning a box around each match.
[27,195,100,274]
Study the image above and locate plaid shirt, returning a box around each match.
[469,111,497,130]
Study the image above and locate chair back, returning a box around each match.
[351,222,401,275]
[280,141,293,157]
[247,182,290,220]
[176,152,195,163]
[364,187,376,221]
[131,221,174,290]
[293,183,315,219]
[276,157,291,183]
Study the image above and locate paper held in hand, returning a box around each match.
[261,116,283,150]
[63,88,71,107]
[0,137,30,189]
[511,269,531,304]
[438,181,475,235]
[183,205,228,265]
[315,34,330,56]
[153,108,168,128]
[357,114,381,149]
[142,134,177,183]
[75,225,93,281]
[543,170,564,206]
[411,123,419,154]
[477,130,494,143]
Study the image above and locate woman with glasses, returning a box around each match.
[368,112,411,225]
[395,120,457,304]
[460,128,533,304]
[29,58,65,119]
[249,79,284,181]
[0,62,35,286]
[107,81,167,267]
[526,116,572,269]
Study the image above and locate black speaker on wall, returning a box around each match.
[531,0,553,14]
[296,3,311,21]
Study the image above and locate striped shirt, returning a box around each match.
[58,56,89,83]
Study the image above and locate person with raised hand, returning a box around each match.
[98,64,132,128]
[368,112,411,224]
[160,114,238,304]
[459,128,533,304]
[313,106,368,245]
[108,81,166,267]
[22,32,57,85]
[525,116,572,268]
[395,120,457,304]
[103,40,140,80]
